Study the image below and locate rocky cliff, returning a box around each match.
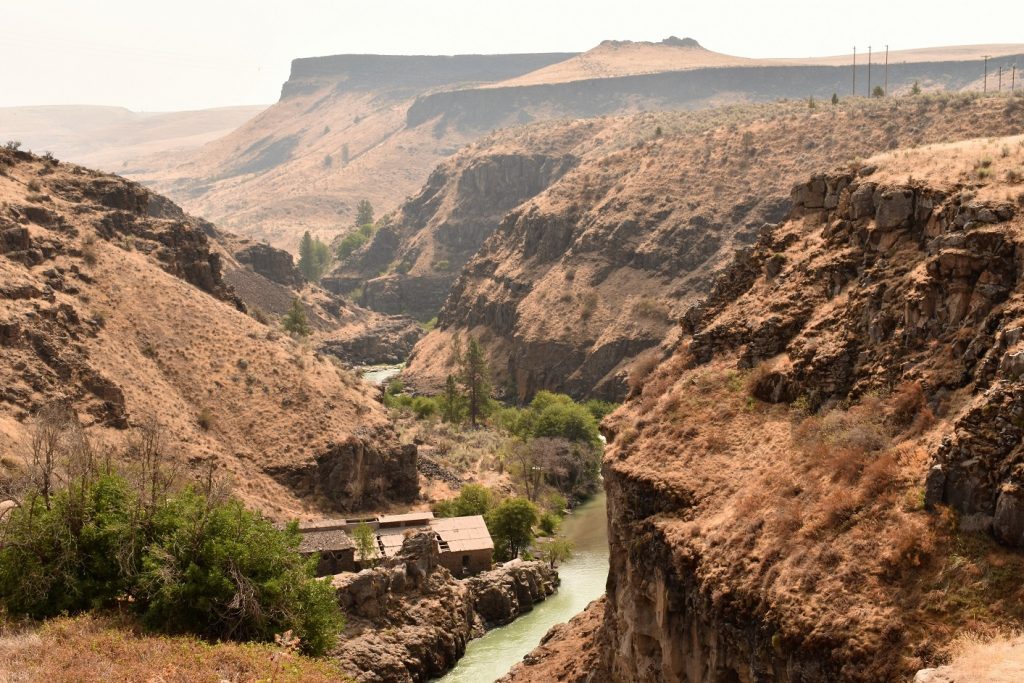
[509,132,1024,681]
[333,531,558,682]
[130,42,1023,252]
[403,95,1024,401]
[324,132,582,320]
[0,148,416,517]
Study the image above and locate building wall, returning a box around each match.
[439,548,492,577]
[315,548,356,576]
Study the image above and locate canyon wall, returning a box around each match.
[403,96,1024,401]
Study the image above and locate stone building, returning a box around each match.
[296,510,494,576]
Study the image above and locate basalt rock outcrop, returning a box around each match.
[508,136,1024,681]
[326,150,578,321]
[233,241,304,287]
[333,531,558,683]
[403,96,1024,401]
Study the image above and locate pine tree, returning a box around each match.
[282,298,311,336]
[459,338,491,427]
[355,199,374,228]
[298,232,313,281]
[911,81,922,95]
[831,92,839,106]
[440,374,462,423]
[297,231,332,282]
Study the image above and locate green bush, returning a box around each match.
[538,511,560,536]
[336,231,369,260]
[582,398,617,422]
[433,484,494,518]
[139,489,342,654]
[0,473,344,656]
[0,473,137,618]
[411,396,438,419]
[486,497,539,561]
[498,391,601,445]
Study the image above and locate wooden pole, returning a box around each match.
[884,45,889,97]
[852,46,857,96]
[984,55,989,93]
[868,46,872,96]
[998,66,1002,92]
[1013,64,1017,92]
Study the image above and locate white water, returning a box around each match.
[436,491,609,683]
[360,364,403,385]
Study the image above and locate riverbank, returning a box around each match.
[435,490,608,682]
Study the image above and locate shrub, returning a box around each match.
[433,484,494,518]
[336,231,369,260]
[497,391,601,446]
[411,396,438,419]
[582,398,617,422]
[138,489,343,654]
[0,474,138,617]
[0,472,344,656]
[81,234,99,266]
[282,299,311,337]
[197,408,215,431]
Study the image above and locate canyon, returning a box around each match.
[6,24,1024,682]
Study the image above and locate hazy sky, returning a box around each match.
[1,0,1021,111]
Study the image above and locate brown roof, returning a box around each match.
[431,515,493,553]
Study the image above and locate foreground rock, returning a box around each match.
[334,531,557,683]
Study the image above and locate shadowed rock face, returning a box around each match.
[326,151,578,321]
[233,242,304,287]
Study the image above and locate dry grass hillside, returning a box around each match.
[579,135,1024,681]
[403,93,1024,402]
[130,43,1023,254]
[0,104,265,172]
[0,147,416,519]
[491,39,1024,88]
[129,54,574,250]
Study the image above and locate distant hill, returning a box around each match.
[0,104,266,171]
[130,40,1024,253]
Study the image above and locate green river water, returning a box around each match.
[436,490,609,683]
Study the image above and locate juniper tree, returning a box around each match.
[282,298,311,336]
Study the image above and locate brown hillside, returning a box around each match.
[0,148,416,519]
[403,94,1024,402]
[510,134,1024,681]
[130,45,1023,254]
[129,53,575,250]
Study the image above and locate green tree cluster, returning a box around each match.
[433,484,493,518]
[298,231,332,282]
[0,469,342,655]
[496,391,601,446]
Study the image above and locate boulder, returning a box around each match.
[875,189,914,229]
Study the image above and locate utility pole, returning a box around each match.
[852,46,857,96]
[868,45,872,96]
[998,66,1003,92]
[984,55,990,93]
[884,45,889,97]
[1013,64,1017,92]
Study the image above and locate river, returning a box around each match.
[436,490,609,683]
[359,364,404,385]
